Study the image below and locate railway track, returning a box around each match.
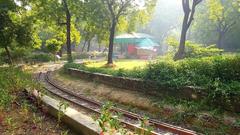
[37,71,198,135]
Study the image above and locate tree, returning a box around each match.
[32,0,82,62]
[100,0,156,65]
[46,39,63,61]
[174,0,202,60]
[207,0,240,48]
[189,2,217,45]
[0,0,40,64]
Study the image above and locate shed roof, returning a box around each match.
[114,33,159,47]
[115,33,153,39]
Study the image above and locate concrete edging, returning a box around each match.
[32,90,101,135]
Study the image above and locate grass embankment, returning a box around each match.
[0,67,72,134]
[64,55,240,110]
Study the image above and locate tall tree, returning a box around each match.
[100,0,156,65]
[0,0,40,64]
[101,0,131,65]
[75,0,109,52]
[190,2,217,45]
[31,0,82,62]
[62,0,72,62]
[174,0,202,60]
[207,0,240,48]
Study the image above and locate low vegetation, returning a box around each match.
[0,67,71,134]
[0,67,36,108]
[64,54,240,111]
[55,69,240,134]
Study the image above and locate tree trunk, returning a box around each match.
[174,13,189,60]
[107,20,116,65]
[4,46,12,64]
[87,39,91,52]
[102,47,107,53]
[217,31,224,49]
[174,0,202,60]
[174,0,191,61]
[63,0,72,62]
[82,40,87,52]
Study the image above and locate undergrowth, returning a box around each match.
[0,67,38,109]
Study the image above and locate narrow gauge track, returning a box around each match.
[37,71,197,135]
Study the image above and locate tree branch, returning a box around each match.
[187,0,202,28]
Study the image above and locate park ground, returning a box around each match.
[1,56,240,135]
[59,57,240,134]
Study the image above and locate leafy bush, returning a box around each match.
[64,55,240,88]
[0,48,54,64]
[46,39,62,55]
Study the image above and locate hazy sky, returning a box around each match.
[141,0,183,40]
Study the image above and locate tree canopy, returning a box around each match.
[0,0,41,64]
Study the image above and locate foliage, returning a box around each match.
[45,39,63,55]
[57,101,69,126]
[64,54,240,110]
[137,116,153,135]
[31,0,83,62]
[38,24,80,48]
[0,67,37,109]
[96,102,122,134]
[0,0,41,64]
[191,0,240,49]
[166,37,223,58]
[0,47,33,64]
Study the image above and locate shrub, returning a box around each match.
[46,39,62,55]
[212,55,240,82]
[0,48,32,64]
[0,67,37,108]
[64,55,240,88]
[144,61,178,87]
[28,53,54,62]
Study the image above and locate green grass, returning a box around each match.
[85,59,148,70]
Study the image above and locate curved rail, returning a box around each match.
[38,71,198,135]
